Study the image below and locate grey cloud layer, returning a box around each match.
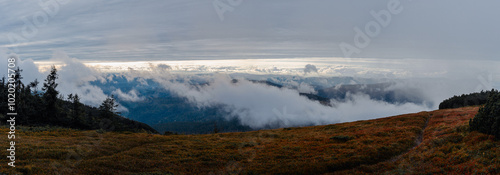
[1,0,499,61]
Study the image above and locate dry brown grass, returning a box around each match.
[1,107,496,174]
[334,106,500,174]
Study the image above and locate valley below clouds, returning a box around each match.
[3,50,498,132]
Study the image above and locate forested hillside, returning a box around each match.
[439,89,499,109]
[0,66,157,133]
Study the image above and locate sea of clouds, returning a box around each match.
[1,50,498,129]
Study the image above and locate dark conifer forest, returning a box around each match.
[0,66,158,134]
[439,89,499,109]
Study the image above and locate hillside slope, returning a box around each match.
[1,106,498,174]
[334,106,499,174]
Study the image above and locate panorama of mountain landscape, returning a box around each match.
[1,0,500,174]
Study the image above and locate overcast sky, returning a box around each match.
[1,0,500,62]
[1,0,499,124]
[1,0,500,88]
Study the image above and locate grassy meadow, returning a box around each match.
[1,106,498,174]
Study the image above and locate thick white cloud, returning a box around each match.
[144,72,432,129]
[304,64,318,75]
[0,48,44,84]
[112,89,145,102]
[44,51,109,107]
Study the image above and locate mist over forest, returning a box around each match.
[2,51,497,134]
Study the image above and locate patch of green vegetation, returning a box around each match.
[440,89,499,109]
[470,90,500,138]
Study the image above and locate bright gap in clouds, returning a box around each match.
[33,57,486,79]
[33,57,500,82]
[37,57,359,73]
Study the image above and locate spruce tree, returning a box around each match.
[99,95,119,118]
[470,89,500,138]
[13,67,28,124]
[42,66,59,124]
[29,79,39,95]
[68,94,85,128]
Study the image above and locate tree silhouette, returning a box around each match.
[42,66,59,124]
[213,121,220,134]
[99,95,119,119]
[29,79,40,95]
[470,89,500,138]
[439,90,497,109]
[67,93,85,128]
[0,65,157,133]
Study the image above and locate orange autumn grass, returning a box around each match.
[1,106,498,174]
